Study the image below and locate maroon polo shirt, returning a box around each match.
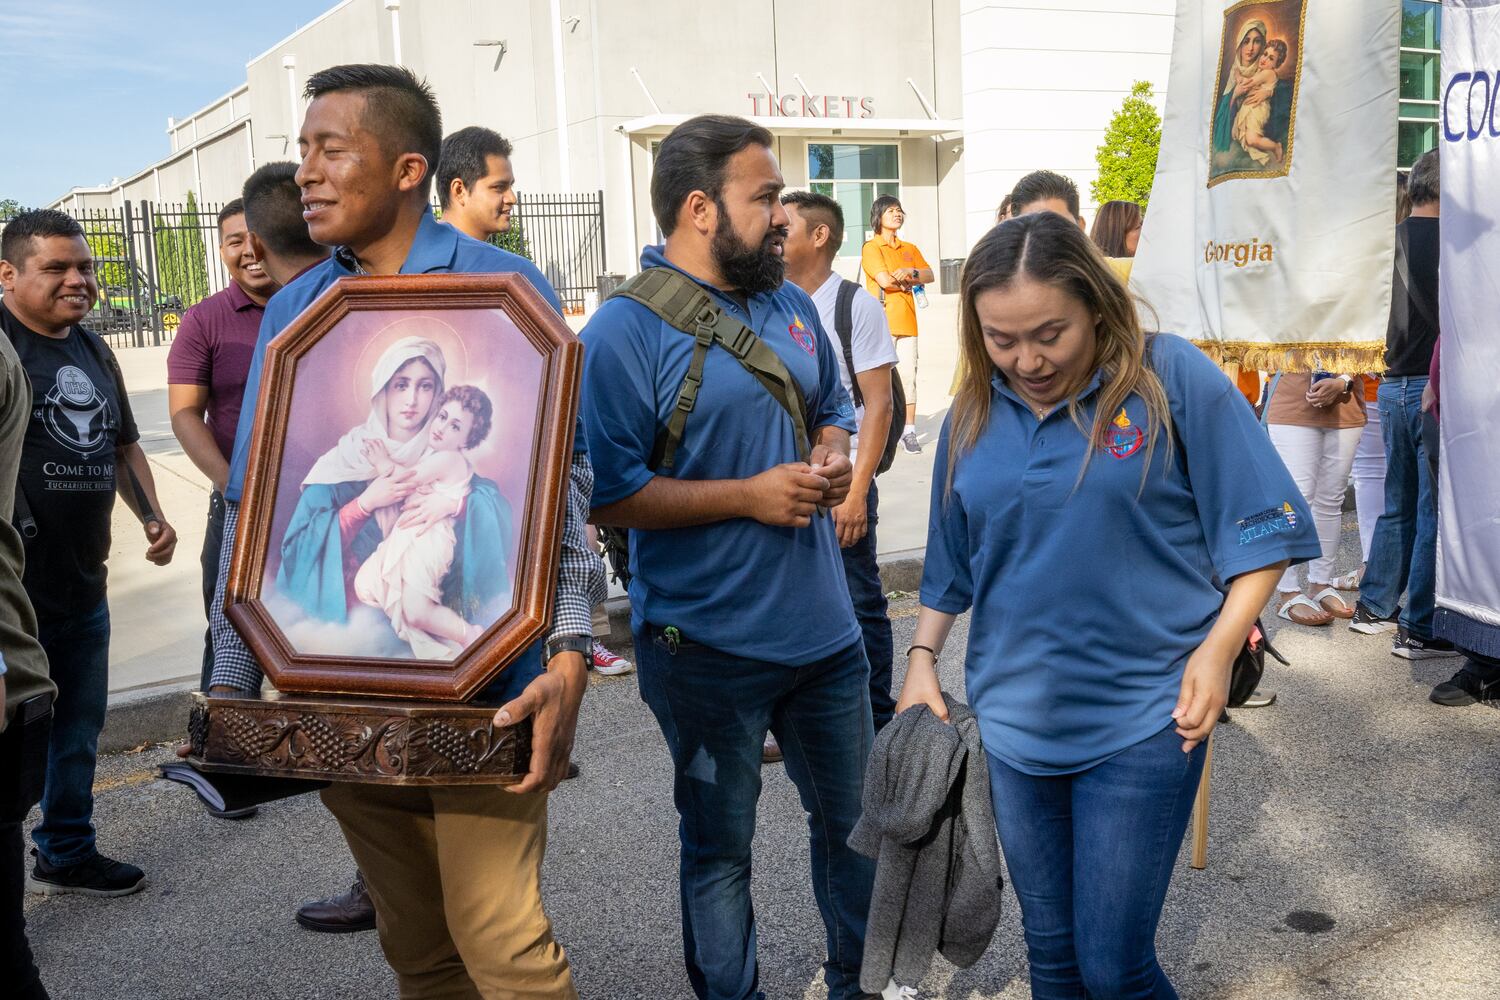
[166,280,264,462]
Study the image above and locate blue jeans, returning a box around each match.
[635,627,876,1000]
[32,600,111,866]
[839,480,895,730]
[988,725,1206,1000]
[1359,377,1437,637]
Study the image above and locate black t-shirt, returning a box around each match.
[0,302,138,621]
[1386,216,1440,377]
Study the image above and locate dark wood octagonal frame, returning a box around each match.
[225,272,580,702]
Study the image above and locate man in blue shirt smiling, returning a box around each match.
[203,64,602,997]
[582,115,875,1000]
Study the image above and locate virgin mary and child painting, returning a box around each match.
[1210,0,1305,185]
[262,316,538,662]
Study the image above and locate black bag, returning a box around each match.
[832,279,905,476]
[1228,618,1289,708]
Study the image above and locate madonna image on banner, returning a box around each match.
[1209,0,1306,186]
[259,311,540,662]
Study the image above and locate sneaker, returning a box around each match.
[762,733,783,764]
[1391,627,1463,660]
[27,849,144,897]
[900,430,922,455]
[591,641,634,676]
[1430,664,1499,707]
[1240,688,1277,709]
[1349,604,1400,634]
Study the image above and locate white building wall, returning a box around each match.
[959,0,1173,246]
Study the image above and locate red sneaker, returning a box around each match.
[591,641,634,676]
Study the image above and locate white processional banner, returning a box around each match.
[1130,0,1400,373]
[1435,0,1500,655]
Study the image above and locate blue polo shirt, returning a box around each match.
[581,246,860,665]
[921,334,1319,775]
[222,210,564,704]
[223,210,562,504]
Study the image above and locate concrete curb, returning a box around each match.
[102,549,929,749]
[100,679,196,753]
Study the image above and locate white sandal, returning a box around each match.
[1330,570,1361,591]
[1277,593,1333,626]
[1311,586,1355,619]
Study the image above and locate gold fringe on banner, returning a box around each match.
[1190,340,1388,375]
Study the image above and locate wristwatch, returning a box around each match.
[1338,374,1354,391]
[544,634,592,662]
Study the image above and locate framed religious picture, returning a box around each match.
[1208,0,1307,187]
[223,272,580,704]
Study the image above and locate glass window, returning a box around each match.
[1399,101,1438,121]
[808,143,899,182]
[807,144,900,258]
[1400,51,1440,102]
[1402,0,1440,50]
[1398,121,1437,169]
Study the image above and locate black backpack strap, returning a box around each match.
[1394,224,1439,333]
[611,267,810,471]
[833,279,864,409]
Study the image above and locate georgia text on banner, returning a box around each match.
[1129,0,1400,373]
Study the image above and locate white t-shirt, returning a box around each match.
[809,272,898,448]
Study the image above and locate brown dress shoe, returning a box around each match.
[296,872,376,933]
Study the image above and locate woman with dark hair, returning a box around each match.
[1090,200,1144,258]
[897,212,1316,998]
[861,195,933,454]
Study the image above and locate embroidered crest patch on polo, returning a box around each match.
[1104,407,1144,459]
[789,314,815,356]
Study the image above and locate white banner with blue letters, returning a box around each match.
[1435,0,1500,655]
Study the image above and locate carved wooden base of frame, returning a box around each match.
[187,693,532,785]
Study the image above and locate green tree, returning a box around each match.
[1092,80,1162,209]
[83,224,131,288]
[0,199,20,221]
[154,190,209,306]
[492,216,531,260]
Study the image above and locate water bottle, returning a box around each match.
[912,283,929,308]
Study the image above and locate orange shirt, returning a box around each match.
[1362,373,1379,403]
[1237,369,1261,406]
[861,237,931,338]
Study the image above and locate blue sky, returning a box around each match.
[0,0,328,206]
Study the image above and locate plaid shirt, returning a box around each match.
[209,449,605,693]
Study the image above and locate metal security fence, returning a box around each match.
[434,189,607,314]
[512,191,605,314]
[0,199,229,350]
[3,188,605,348]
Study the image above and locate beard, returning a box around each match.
[711,204,787,295]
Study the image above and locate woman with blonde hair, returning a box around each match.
[898,212,1316,998]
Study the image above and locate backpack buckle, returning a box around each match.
[676,370,702,412]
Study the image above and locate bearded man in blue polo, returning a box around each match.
[581,115,877,1000]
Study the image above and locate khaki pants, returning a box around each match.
[321,783,577,1000]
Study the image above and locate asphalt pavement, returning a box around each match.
[24,517,1500,998]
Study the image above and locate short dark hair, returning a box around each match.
[303,64,442,198]
[242,162,324,260]
[1010,170,1081,221]
[781,190,844,256]
[0,208,84,269]
[436,127,515,210]
[438,384,493,449]
[216,198,245,235]
[869,195,903,237]
[995,194,1013,223]
[1407,149,1439,207]
[651,114,774,236]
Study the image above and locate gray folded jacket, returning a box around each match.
[848,692,1004,992]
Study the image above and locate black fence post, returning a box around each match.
[139,201,163,348]
[597,188,607,273]
[122,202,144,349]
